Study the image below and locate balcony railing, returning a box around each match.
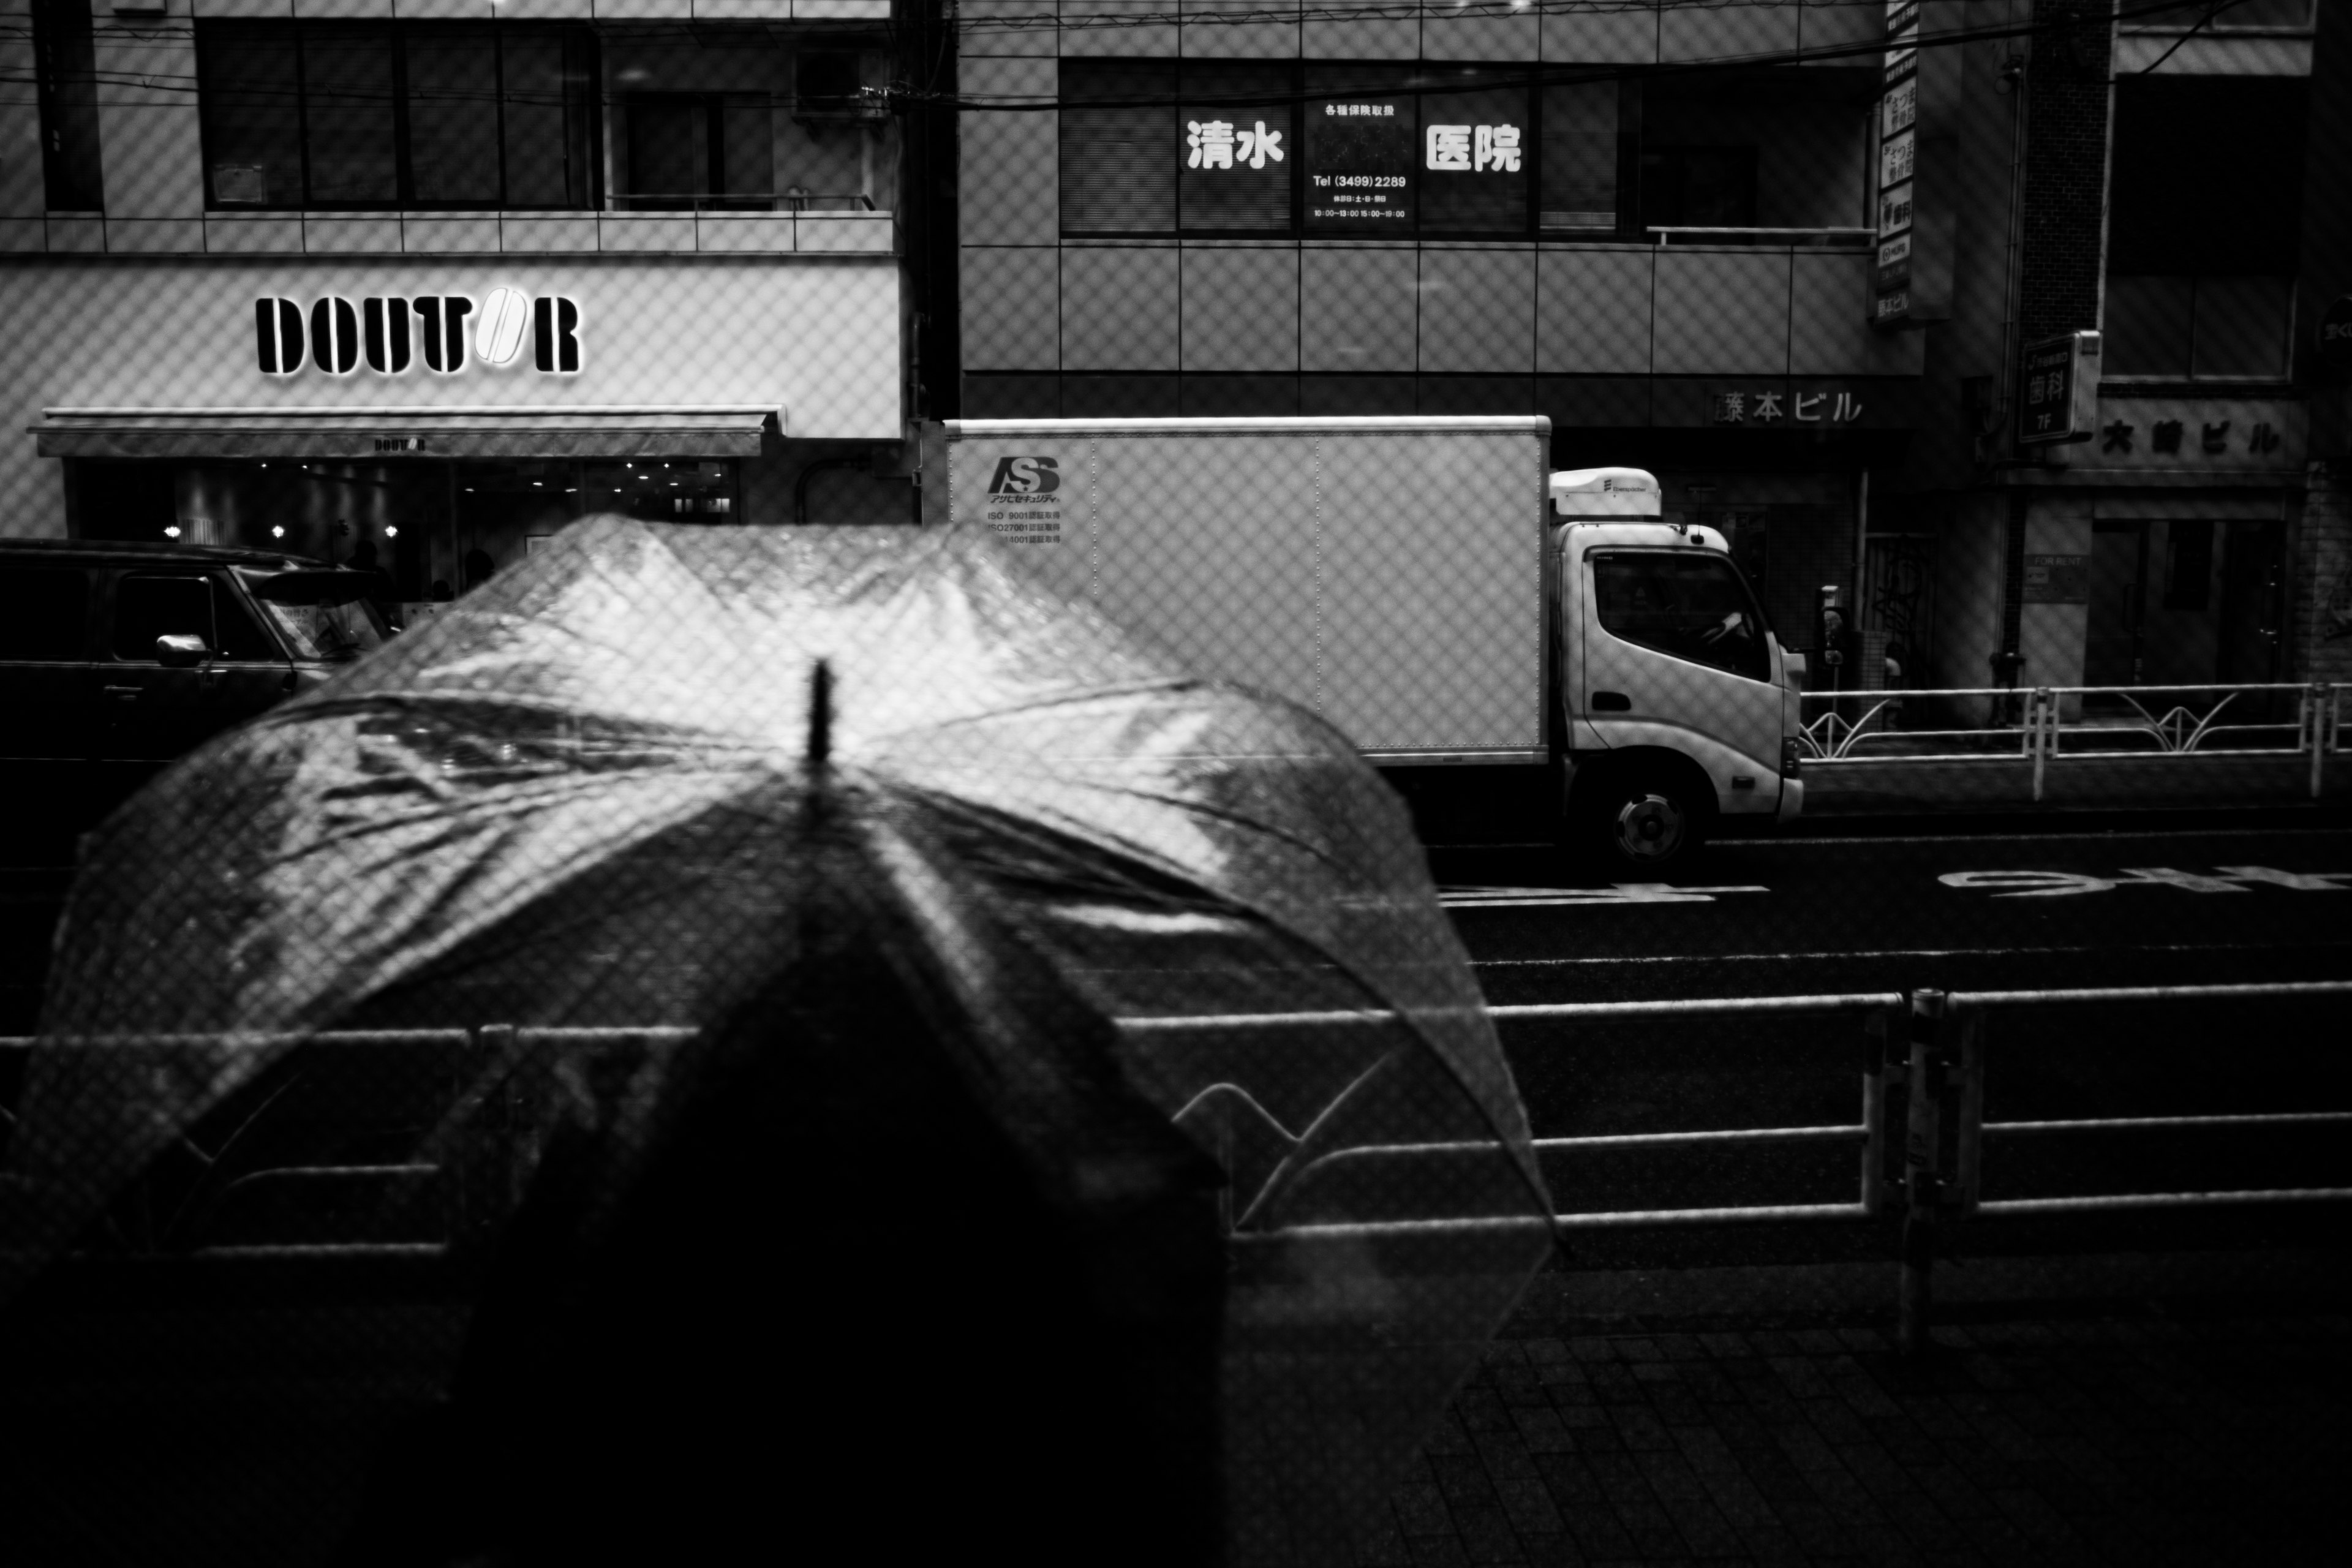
[609,192,879,214]
[1649,225,1876,249]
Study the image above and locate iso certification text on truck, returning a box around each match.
[937,417,1804,867]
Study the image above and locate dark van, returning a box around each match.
[0,538,391,845]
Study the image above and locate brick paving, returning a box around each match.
[1362,1309,2351,1566]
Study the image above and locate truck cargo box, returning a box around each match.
[940,417,1551,766]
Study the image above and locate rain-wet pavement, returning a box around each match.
[1367,1302,2348,1566]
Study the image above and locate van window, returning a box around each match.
[113,574,214,660]
[0,567,91,659]
[1591,551,1772,684]
[213,580,282,662]
[244,571,389,662]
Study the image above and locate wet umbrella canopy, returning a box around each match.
[2,518,1553,1565]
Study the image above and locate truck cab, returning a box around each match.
[1551,467,1804,867]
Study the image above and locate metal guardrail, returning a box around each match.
[1798,681,2346,801]
[1131,980,2352,1351]
[4,988,2345,1348]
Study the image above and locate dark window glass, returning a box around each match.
[1060,61,1176,233]
[114,576,216,662]
[623,94,769,209]
[2104,275,2195,376]
[407,31,504,206]
[198,23,599,209]
[1639,146,1758,232]
[1420,83,1528,233]
[717,99,774,202]
[2163,521,2214,612]
[1540,80,1618,233]
[1303,67,1415,234]
[2106,274,2291,379]
[1592,551,1773,684]
[0,568,90,660]
[201,29,305,206]
[502,31,595,208]
[31,0,105,210]
[1180,64,1291,233]
[213,583,282,662]
[2109,77,2304,276]
[302,26,400,205]
[627,97,710,208]
[2190,276,2292,378]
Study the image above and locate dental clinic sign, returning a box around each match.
[255,287,582,377]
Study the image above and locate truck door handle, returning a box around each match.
[1591,691,1632,712]
[103,685,143,700]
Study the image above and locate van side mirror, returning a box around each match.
[156,633,210,669]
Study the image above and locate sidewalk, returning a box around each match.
[1364,1306,2349,1565]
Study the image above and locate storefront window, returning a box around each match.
[197,23,600,210]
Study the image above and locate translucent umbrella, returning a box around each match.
[3,517,1554,1565]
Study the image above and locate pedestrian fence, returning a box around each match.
[1797,681,2346,801]
[3,984,2348,1348]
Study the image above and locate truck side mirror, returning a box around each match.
[156,633,210,669]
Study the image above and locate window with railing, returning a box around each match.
[1057,59,1872,246]
[605,28,894,214]
[197,23,600,211]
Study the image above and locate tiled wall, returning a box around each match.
[965,241,1926,380]
[959,0,1885,61]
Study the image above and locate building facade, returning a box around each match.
[4,0,919,602]
[949,0,2350,701]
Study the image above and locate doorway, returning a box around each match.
[2084,518,2285,694]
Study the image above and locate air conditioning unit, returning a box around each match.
[793,51,882,126]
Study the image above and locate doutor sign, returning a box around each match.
[255,292,582,377]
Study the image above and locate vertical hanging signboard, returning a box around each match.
[1872,1,1921,330]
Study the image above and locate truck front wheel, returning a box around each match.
[1583,771,1708,871]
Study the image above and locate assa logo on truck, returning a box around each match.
[255,288,582,377]
[988,456,1060,495]
[982,456,1063,545]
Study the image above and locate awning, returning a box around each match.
[31,404,783,461]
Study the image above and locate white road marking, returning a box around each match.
[1442,883,1768,908]
[1939,865,2352,898]
[1713,825,2352,847]
[1474,940,2352,968]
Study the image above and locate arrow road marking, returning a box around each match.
[1441,883,1770,909]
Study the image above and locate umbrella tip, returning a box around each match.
[807,658,834,775]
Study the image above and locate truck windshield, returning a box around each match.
[241,571,391,663]
[1591,551,1772,684]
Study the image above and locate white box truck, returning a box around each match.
[934,416,1804,866]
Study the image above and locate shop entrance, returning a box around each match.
[2084,518,2285,693]
[70,457,743,607]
